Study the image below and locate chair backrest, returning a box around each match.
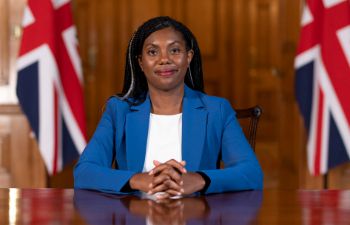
[235,105,262,151]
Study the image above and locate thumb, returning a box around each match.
[153,160,161,166]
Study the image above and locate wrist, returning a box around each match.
[186,172,206,192]
[196,171,211,194]
[129,173,141,190]
[129,172,150,192]
[196,173,206,190]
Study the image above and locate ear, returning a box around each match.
[187,49,194,65]
[138,56,143,71]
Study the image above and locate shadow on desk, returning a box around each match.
[74,190,263,225]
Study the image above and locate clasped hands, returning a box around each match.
[129,159,205,200]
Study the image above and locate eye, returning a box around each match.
[170,47,181,54]
[147,48,158,56]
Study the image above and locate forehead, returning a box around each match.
[143,27,186,46]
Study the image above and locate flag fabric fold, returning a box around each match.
[16,0,87,175]
[295,0,350,176]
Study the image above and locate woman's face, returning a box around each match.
[138,27,193,93]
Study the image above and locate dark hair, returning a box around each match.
[117,16,204,104]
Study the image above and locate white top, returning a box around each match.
[142,113,183,172]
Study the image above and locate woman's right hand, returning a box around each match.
[129,172,154,193]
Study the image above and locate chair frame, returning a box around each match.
[235,105,262,151]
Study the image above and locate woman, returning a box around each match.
[74,16,263,199]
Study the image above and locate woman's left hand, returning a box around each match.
[180,172,205,195]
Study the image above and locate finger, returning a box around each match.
[153,160,161,167]
[164,159,187,174]
[153,159,185,167]
[165,188,183,197]
[156,192,171,200]
[163,179,183,192]
[148,183,169,195]
[161,159,186,167]
[160,167,183,183]
[149,173,171,189]
[150,160,186,175]
[149,164,171,175]
[151,170,183,189]
[149,179,181,194]
[149,180,182,196]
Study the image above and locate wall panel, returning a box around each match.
[0,105,46,187]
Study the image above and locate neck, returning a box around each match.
[149,86,184,115]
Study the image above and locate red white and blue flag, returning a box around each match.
[295,0,350,176]
[16,0,87,175]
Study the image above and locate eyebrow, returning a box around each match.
[144,40,183,48]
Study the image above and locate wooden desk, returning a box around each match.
[0,189,350,224]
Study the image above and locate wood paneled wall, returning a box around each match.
[0,105,47,187]
[1,0,350,189]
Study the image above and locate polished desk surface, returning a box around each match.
[0,189,350,225]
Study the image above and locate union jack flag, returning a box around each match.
[295,0,350,176]
[16,0,87,175]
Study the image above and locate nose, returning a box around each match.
[159,50,171,65]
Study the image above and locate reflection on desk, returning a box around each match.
[73,190,262,225]
[1,189,350,224]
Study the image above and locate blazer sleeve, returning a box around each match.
[199,99,263,194]
[74,99,136,194]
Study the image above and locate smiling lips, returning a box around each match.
[155,68,178,77]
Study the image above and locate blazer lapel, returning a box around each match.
[125,98,151,172]
[182,86,208,171]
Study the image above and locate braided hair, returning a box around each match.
[117,16,204,105]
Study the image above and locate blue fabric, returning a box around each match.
[74,86,263,194]
[17,62,40,139]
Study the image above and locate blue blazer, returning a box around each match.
[74,86,263,194]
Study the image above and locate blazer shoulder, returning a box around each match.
[199,93,235,113]
[105,96,132,114]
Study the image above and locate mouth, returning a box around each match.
[155,68,178,77]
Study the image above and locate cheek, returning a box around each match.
[139,61,149,72]
[141,56,157,68]
[142,61,154,73]
[170,54,186,64]
[178,56,189,68]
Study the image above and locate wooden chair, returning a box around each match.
[235,105,262,151]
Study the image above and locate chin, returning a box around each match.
[154,82,184,92]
